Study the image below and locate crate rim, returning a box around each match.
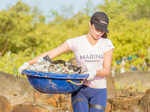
[22,70,89,80]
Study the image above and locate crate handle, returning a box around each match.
[67,80,83,85]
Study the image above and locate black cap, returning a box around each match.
[90,12,109,33]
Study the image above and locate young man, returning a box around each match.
[19,12,114,112]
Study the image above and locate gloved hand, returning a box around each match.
[18,62,30,74]
[86,64,97,80]
[37,55,52,63]
[87,69,97,80]
[37,57,44,63]
[43,55,52,62]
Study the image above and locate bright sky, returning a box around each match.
[0,0,104,17]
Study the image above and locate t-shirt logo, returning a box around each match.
[80,53,104,62]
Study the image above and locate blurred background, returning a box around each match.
[0,0,150,112]
[0,0,150,75]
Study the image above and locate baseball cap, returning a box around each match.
[90,12,109,33]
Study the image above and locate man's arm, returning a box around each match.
[28,42,71,65]
[96,49,114,77]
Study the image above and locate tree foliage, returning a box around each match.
[100,0,150,19]
[0,0,150,74]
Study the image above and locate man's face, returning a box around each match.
[89,23,105,40]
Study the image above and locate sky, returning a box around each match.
[0,0,104,18]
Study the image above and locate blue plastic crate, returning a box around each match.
[22,70,89,94]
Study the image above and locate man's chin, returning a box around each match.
[90,33,101,40]
[94,36,101,40]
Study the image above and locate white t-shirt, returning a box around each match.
[66,35,114,88]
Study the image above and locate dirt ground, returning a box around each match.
[0,71,150,112]
[114,71,150,91]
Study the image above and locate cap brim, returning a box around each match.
[94,24,109,33]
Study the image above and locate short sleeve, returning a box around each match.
[104,39,115,53]
[66,38,74,51]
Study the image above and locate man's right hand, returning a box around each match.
[18,62,30,74]
[86,64,97,80]
[87,69,97,80]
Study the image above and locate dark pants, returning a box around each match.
[71,85,107,112]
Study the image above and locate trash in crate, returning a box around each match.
[26,55,86,74]
[22,56,89,94]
